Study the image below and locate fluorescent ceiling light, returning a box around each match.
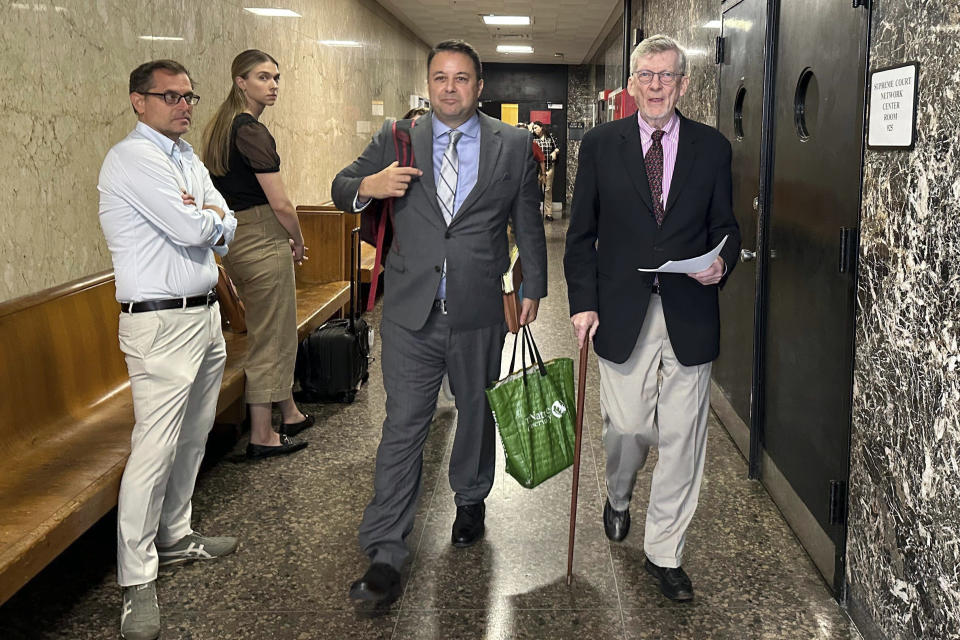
[244,8,301,17]
[319,40,363,47]
[496,45,534,54]
[703,20,721,29]
[483,15,530,26]
[139,35,185,41]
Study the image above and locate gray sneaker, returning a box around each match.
[156,532,238,567]
[120,581,160,640]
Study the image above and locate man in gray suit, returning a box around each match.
[332,40,547,604]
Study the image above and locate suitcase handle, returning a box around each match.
[349,226,360,332]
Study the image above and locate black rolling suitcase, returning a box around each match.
[294,227,371,403]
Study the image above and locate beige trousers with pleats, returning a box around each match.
[597,294,712,569]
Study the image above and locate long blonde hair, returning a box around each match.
[202,49,279,176]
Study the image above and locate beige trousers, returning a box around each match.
[222,203,298,404]
[597,294,712,568]
[116,303,226,586]
[542,166,556,216]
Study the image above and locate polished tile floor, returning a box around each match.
[0,217,863,639]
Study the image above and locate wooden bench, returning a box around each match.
[0,210,349,606]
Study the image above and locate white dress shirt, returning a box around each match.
[98,122,237,302]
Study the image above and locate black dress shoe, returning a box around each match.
[603,499,630,542]
[278,413,315,437]
[451,502,485,547]
[246,434,307,460]
[645,559,694,602]
[349,562,401,604]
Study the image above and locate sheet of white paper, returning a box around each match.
[637,235,728,274]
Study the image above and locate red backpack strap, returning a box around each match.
[366,118,417,312]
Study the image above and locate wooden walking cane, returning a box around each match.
[566,340,590,585]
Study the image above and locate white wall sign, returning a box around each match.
[868,62,919,150]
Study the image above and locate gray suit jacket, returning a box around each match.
[332,111,547,332]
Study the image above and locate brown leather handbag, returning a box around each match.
[503,254,523,335]
[215,264,247,333]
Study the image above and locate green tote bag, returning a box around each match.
[486,326,577,489]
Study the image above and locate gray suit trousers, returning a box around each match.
[358,308,505,569]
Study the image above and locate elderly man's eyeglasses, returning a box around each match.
[139,91,201,106]
[632,70,684,85]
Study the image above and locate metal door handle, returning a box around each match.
[740,249,757,262]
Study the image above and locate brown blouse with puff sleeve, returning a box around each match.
[211,113,281,211]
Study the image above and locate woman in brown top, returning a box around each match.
[202,50,310,460]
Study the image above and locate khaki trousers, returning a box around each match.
[222,203,298,404]
[116,303,226,586]
[597,294,712,568]
[542,166,556,216]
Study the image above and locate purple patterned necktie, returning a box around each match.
[645,129,666,226]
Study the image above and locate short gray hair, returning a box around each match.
[629,34,687,75]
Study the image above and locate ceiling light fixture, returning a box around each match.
[702,20,721,29]
[139,35,185,41]
[496,45,534,54]
[244,8,301,17]
[319,40,363,47]
[483,15,531,26]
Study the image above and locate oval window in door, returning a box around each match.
[734,85,747,141]
[794,67,819,141]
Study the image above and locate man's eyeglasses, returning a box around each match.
[632,70,684,85]
[139,91,201,106]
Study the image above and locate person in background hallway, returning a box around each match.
[533,121,559,220]
[564,35,741,602]
[332,39,547,605]
[98,59,239,640]
[518,123,548,196]
[202,49,311,460]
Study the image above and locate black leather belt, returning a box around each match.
[433,299,448,314]
[121,290,217,313]
[651,283,661,295]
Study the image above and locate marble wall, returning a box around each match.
[639,0,720,125]
[0,0,428,303]
[847,1,960,638]
[565,64,595,204]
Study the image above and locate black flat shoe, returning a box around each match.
[349,562,401,604]
[246,434,307,460]
[603,499,630,542]
[451,502,485,547]
[645,559,694,602]
[278,413,315,437]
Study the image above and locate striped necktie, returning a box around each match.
[437,130,462,224]
[436,130,462,300]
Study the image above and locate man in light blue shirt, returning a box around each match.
[97,59,238,640]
